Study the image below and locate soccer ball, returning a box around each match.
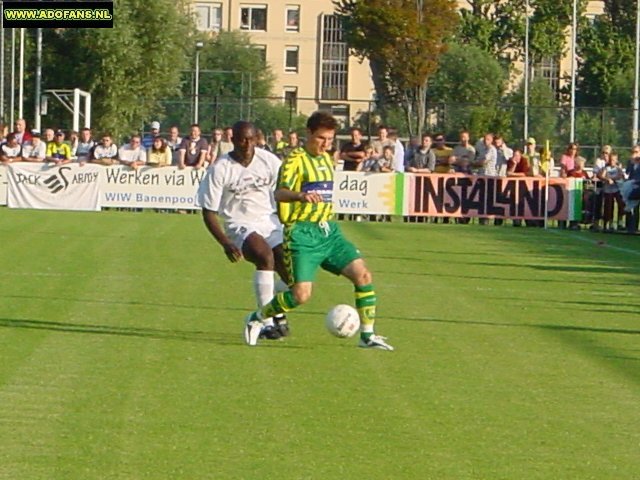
[325,304,361,338]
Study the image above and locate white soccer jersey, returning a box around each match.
[198,147,281,224]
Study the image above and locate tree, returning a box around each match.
[457,0,581,66]
[506,78,559,145]
[334,0,458,136]
[426,43,508,138]
[41,0,193,139]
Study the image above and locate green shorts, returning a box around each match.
[283,221,361,284]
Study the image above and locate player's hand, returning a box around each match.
[300,192,324,203]
[223,243,243,263]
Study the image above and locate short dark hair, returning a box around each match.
[190,123,200,129]
[350,127,362,135]
[232,120,255,139]
[307,111,338,133]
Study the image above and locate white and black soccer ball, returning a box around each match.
[325,304,361,338]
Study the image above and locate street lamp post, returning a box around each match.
[570,0,577,143]
[524,0,530,142]
[194,41,204,124]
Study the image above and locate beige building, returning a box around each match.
[191,0,375,124]
[191,0,606,123]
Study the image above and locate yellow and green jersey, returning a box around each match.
[277,147,334,225]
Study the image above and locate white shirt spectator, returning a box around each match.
[2,143,21,158]
[93,144,118,160]
[21,141,47,161]
[119,143,147,164]
[76,140,96,161]
[393,139,405,173]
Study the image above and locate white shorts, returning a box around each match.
[225,214,283,250]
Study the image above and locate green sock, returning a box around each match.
[355,284,376,338]
[259,291,299,320]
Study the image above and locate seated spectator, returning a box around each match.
[567,157,591,179]
[13,118,32,145]
[147,136,172,167]
[75,128,96,163]
[360,146,380,172]
[340,127,367,171]
[90,134,119,165]
[21,132,47,162]
[506,149,530,177]
[119,134,147,168]
[255,129,272,152]
[407,134,435,173]
[599,152,626,232]
[1,133,22,164]
[178,124,208,169]
[378,145,395,173]
[167,126,182,166]
[45,130,72,165]
[142,121,161,149]
[455,154,473,174]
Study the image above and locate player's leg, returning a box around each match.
[321,222,393,350]
[271,244,292,336]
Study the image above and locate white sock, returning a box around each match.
[254,270,275,327]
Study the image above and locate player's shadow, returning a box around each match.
[0,317,305,349]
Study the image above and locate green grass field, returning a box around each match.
[0,209,638,480]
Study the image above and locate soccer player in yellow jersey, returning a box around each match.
[244,112,394,350]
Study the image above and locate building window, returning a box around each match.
[286,5,300,32]
[320,15,348,100]
[195,3,222,31]
[285,46,299,73]
[240,5,267,31]
[533,56,560,95]
[253,45,267,65]
[284,87,298,111]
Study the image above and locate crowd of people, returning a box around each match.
[0,118,638,233]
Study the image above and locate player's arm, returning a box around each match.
[275,155,323,203]
[201,209,242,262]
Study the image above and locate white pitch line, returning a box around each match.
[548,229,640,257]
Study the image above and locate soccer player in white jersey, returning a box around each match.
[198,121,290,343]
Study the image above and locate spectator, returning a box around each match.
[69,131,79,157]
[567,157,591,179]
[90,134,119,165]
[379,145,395,173]
[75,128,96,163]
[404,136,420,169]
[0,123,7,142]
[142,121,161,149]
[455,154,473,174]
[178,124,208,169]
[340,127,367,171]
[474,133,498,176]
[388,128,405,173]
[21,131,47,163]
[371,125,394,159]
[599,152,626,232]
[271,128,288,157]
[560,142,580,177]
[591,145,612,230]
[281,131,303,158]
[45,130,72,165]
[218,126,234,157]
[623,151,640,233]
[432,134,452,173]
[119,134,147,168]
[494,135,513,177]
[147,136,172,167]
[360,146,380,172]
[524,138,542,176]
[43,128,55,145]
[207,128,223,163]
[506,149,530,177]
[167,126,182,166]
[255,129,272,152]
[452,130,475,169]
[12,118,32,145]
[0,133,22,164]
[407,134,436,173]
